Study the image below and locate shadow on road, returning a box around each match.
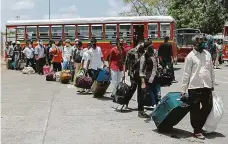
[204,132,226,139]
[153,128,193,139]
[174,68,182,71]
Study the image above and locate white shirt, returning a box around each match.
[35,45,45,58]
[81,49,89,69]
[23,47,34,59]
[87,47,103,70]
[62,46,73,62]
[181,49,215,93]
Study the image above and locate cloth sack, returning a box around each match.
[22,66,35,74]
[55,72,61,82]
[204,92,224,133]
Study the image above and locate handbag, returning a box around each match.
[75,72,93,89]
[204,92,224,133]
[113,80,131,105]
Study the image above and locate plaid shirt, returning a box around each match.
[125,46,144,78]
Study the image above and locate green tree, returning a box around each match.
[119,0,168,16]
[168,0,228,34]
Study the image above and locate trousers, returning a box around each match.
[111,69,123,95]
[129,77,143,111]
[188,88,213,133]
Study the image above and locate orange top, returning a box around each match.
[50,47,62,63]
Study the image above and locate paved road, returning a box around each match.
[1,62,228,144]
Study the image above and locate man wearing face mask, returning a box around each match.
[23,41,35,67]
[181,35,215,139]
[86,38,105,80]
[35,40,46,75]
[124,41,148,118]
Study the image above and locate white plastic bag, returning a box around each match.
[22,66,35,74]
[204,92,224,133]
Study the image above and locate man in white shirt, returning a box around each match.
[181,36,215,139]
[35,40,46,75]
[23,41,34,67]
[62,39,73,70]
[86,38,104,80]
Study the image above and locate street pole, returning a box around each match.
[49,0,50,19]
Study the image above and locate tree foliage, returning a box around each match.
[167,0,228,34]
[119,0,168,16]
[120,0,228,34]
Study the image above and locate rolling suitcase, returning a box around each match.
[151,92,190,132]
[91,81,110,97]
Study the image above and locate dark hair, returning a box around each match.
[78,41,83,46]
[164,36,169,42]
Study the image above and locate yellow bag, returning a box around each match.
[60,70,71,83]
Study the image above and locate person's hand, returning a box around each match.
[171,59,174,64]
[141,82,146,89]
[211,87,214,91]
[180,92,185,98]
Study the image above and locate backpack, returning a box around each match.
[74,48,82,63]
[113,80,131,106]
[156,66,172,87]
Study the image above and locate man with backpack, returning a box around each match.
[124,41,149,118]
[73,40,83,72]
[158,36,177,83]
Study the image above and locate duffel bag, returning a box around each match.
[113,80,131,105]
[96,68,111,82]
[75,74,93,89]
[46,72,55,81]
[60,70,72,84]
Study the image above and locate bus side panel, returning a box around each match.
[222,43,228,61]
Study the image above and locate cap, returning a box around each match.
[16,41,20,44]
[75,38,79,42]
[65,39,71,43]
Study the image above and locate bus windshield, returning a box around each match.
[176,29,201,47]
[177,34,195,46]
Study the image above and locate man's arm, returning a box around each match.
[210,56,215,89]
[181,55,192,94]
[139,55,146,88]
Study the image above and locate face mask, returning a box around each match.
[93,44,96,47]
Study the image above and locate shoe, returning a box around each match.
[138,111,150,118]
[194,133,205,140]
[172,80,178,83]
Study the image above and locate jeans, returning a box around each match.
[63,61,73,71]
[146,83,161,106]
[111,69,123,95]
[188,88,213,133]
[160,59,175,81]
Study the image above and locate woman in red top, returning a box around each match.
[109,38,126,97]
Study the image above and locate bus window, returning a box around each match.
[39,26,49,40]
[160,23,170,38]
[64,25,75,41]
[78,25,89,40]
[6,28,16,42]
[16,27,25,41]
[51,25,62,40]
[120,24,132,46]
[26,26,37,41]
[148,23,158,38]
[105,24,116,44]
[92,25,103,40]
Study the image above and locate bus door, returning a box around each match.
[133,24,144,47]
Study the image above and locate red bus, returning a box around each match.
[222,21,228,62]
[6,16,177,60]
[176,28,201,61]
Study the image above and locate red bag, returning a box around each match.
[75,75,93,89]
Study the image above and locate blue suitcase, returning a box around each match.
[151,92,190,132]
[95,68,111,82]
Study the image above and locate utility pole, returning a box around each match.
[16,16,20,20]
[49,0,51,19]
